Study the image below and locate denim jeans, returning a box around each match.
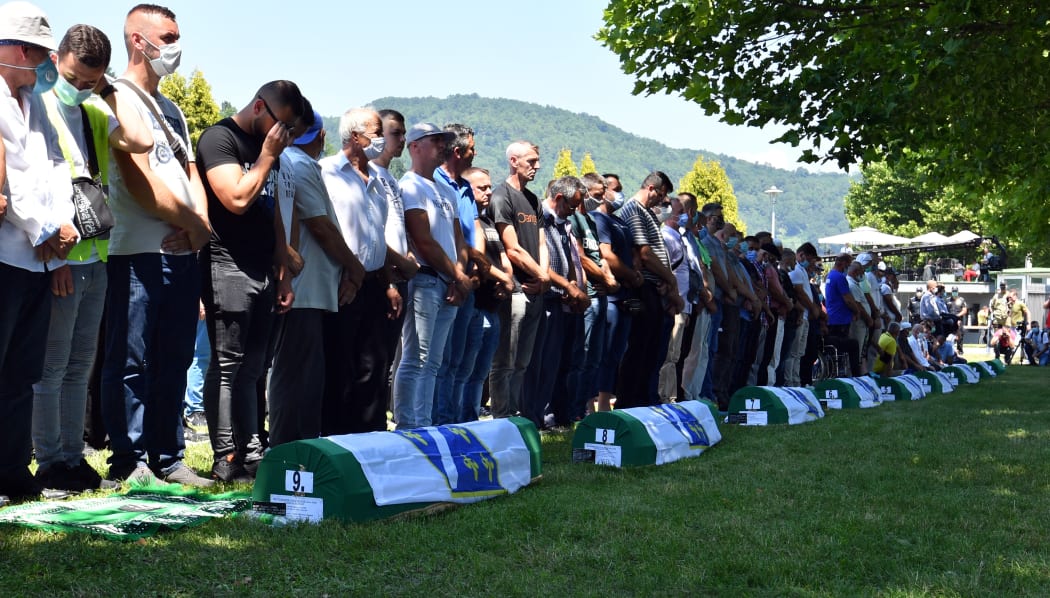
[0,263,51,484]
[433,291,476,425]
[597,300,631,394]
[489,290,544,418]
[201,258,271,464]
[701,302,723,402]
[101,253,199,476]
[393,272,458,429]
[183,318,209,417]
[32,261,107,470]
[569,296,607,418]
[461,308,501,421]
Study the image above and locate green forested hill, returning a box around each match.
[330,94,852,246]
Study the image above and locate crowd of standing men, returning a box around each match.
[1,2,929,505]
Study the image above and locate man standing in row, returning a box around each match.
[392,123,471,429]
[489,141,548,419]
[102,4,212,486]
[196,80,305,481]
[319,107,389,434]
[0,1,77,500]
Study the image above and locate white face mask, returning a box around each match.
[363,135,386,160]
[141,35,181,77]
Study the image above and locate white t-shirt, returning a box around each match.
[789,263,814,320]
[107,81,196,256]
[283,147,340,312]
[373,162,407,257]
[399,171,458,269]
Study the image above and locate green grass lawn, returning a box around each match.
[3,364,1049,596]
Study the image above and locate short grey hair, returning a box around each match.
[506,140,536,162]
[549,175,585,202]
[338,107,378,147]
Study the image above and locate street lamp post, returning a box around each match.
[764,185,783,236]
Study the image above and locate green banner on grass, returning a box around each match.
[0,485,250,541]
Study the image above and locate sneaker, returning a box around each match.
[162,463,215,488]
[108,463,160,486]
[212,454,253,483]
[185,411,208,430]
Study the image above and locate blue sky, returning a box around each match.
[39,0,831,171]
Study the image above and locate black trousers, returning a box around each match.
[321,275,393,435]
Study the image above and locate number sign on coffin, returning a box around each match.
[727,387,825,425]
[571,400,722,467]
[251,417,542,523]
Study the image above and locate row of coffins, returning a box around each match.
[249,360,1004,524]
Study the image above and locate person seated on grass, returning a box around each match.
[896,322,927,373]
[872,322,900,376]
[937,325,967,365]
[908,322,939,371]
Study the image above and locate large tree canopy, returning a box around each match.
[598,1,1050,250]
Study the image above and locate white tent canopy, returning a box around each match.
[945,230,980,243]
[910,232,951,244]
[818,226,911,246]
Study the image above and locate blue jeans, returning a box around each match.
[461,308,501,421]
[101,253,199,476]
[393,272,458,429]
[433,291,477,425]
[702,303,723,401]
[32,261,107,470]
[568,296,607,418]
[0,263,51,484]
[597,300,631,394]
[184,318,209,417]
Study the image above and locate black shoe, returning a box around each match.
[70,459,118,490]
[35,463,91,493]
[0,470,43,503]
[212,455,253,483]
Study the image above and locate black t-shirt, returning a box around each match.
[490,181,544,285]
[196,118,277,274]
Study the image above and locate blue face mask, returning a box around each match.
[799,259,809,268]
[698,227,708,240]
[53,76,91,106]
[33,57,58,95]
[746,249,758,261]
[677,213,689,228]
[0,54,59,94]
[725,236,738,249]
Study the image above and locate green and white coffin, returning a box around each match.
[813,376,881,409]
[875,375,927,401]
[987,358,1006,374]
[942,364,980,385]
[971,361,998,378]
[913,370,956,394]
[571,401,721,467]
[251,417,541,523]
[727,387,825,425]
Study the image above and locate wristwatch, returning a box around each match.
[100,84,116,99]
